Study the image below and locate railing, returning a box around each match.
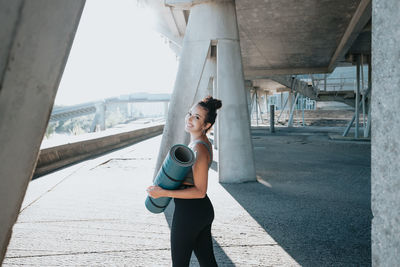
[51,93,170,123]
[47,93,170,137]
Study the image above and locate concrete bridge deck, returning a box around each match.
[3,127,371,266]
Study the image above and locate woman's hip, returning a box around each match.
[173,195,214,223]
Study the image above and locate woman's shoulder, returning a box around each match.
[191,139,212,151]
[191,139,212,162]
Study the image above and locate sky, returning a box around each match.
[55,0,178,105]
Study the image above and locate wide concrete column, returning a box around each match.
[216,2,256,183]
[371,0,400,265]
[154,1,212,177]
[155,0,256,184]
[0,0,85,264]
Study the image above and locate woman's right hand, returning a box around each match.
[146,185,167,199]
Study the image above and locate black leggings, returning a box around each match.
[171,195,218,267]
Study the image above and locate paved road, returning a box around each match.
[3,127,371,266]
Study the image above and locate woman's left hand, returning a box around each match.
[146,185,166,199]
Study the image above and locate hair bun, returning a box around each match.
[202,96,222,110]
[197,96,222,133]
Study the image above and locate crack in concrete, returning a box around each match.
[5,247,171,259]
[17,219,120,224]
[19,168,84,215]
[218,243,279,248]
[5,244,281,259]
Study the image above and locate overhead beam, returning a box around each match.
[156,25,183,48]
[328,0,371,71]
[165,0,198,10]
[276,87,291,93]
[168,7,187,36]
[144,0,185,49]
[265,76,318,100]
[244,67,329,78]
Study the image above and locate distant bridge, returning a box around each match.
[50,93,171,131]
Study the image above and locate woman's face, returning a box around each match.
[185,105,210,134]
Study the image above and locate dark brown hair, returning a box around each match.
[197,96,222,133]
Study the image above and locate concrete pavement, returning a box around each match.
[3,127,371,266]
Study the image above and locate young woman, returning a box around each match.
[147,96,222,267]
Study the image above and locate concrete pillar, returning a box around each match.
[254,88,260,126]
[245,81,253,116]
[364,56,372,138]
[288,91,294,113]
[372,0,400,265]
[270,105,275,133]
[257,89,265,124]
[256,89,263,116]
[156,0,256,183]
[288,92,299,127]
[264,91,268,114]
[355,55,360,138]
[153,2,214,178]
[249,88,256,122]
[0,1,85,263]
[216,4,256,182]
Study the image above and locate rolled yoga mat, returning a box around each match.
[145,144,196,213]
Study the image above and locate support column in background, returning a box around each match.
[245,80,253,116]
[264,91,268,115]
[216,0,256,182]
[355,55,360,138]
[270,104,275,133]
[372,0,400,265]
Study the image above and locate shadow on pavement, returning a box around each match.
[220,132,372,266]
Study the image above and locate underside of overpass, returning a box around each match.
[0,0,398,265]
[149,0,371,73]
[149,0,372,110]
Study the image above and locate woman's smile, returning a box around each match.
[185,105,208,133]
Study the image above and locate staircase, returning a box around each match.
[269,75,356,107]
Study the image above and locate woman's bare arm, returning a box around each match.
[147,144,210,199]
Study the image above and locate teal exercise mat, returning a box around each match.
[146,144,196,213]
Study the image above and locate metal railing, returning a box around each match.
[49,93,170,132]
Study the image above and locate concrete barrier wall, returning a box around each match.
[34,124,164,178]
